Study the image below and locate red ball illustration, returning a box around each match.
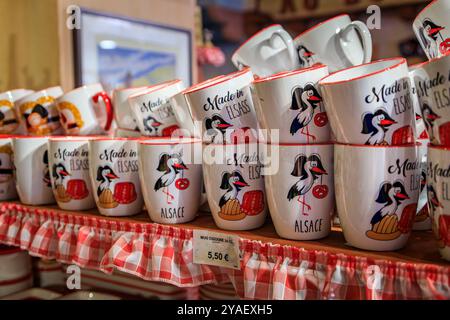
[175,178,190,190]
[314,112,328,127]
[312,185,328,199]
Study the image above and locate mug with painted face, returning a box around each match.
[0,135,18,201]
[48,137,96,211]
[0,89,34,135]
[413,0,450,60]
[264,143,334,240]
[112,86,150,130]
[56,84,114,135]
[253,64,330,143]
[231,24,297,78]
[293,14,372,72]
[16,87,64,136]
[335,143,420,251]
[409,53,450,147]
[89,138,143,216]
[128,80,185,137]
[12,136,55,205]
[138,137,203,224]
[203,142,268,230]
[185,68,258,144]
[427,144,450,261]
[319,58,416,146]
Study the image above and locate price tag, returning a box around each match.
[193,230,240,270]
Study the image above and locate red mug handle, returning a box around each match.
[92,92,113,132]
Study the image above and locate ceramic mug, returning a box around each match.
[231,24,297,78]
[56,84,113,135]
[293,14,372,72]
[335,143,420,251]
[16,87,64,136]
[138,137,203,224]
[427,144,450,261]
[253,64,330,143]
[0,135,18,201]
[0,89,34,135]
[409,53,450,146]
[185,68,258,144]
[203,142,267,230]
[89,137,143,216]
[128,80,185,137]
[48,137,96,211]
[319,58,416,146]
[409,65,429,140]
[112,86,150,130]
[413,0,450,60]
[12,136,55,205]
[264,143,334,240]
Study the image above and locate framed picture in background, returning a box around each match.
[73,9,192,92]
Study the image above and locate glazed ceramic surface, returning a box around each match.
[0,136,17,201]
[0,89,34,135]
[264,143,334,240]
[319,58,416,146]
[335,143,420,251]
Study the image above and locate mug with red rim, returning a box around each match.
[253,64,331,144]
[56,83,113,136]
[88,137,143,217]
[319,57,416,146]
[231,24,297,78]
[0,89,34,135]
[409,53,450,147]
[413,0,450,60]
[264,142,334,240]
[112,86,151,130]
[128,80,185,137]
[138,137,203,224]
[16,86,64,136]
[184,68,258,144]
[48,136,97,211]
[202,141,268,231]
[427,144,450,261]
[293,14,372,72]
[12,136,56,205]
[335,142,420,251]
[0,134,19,201]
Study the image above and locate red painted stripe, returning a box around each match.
[0,272,32,286]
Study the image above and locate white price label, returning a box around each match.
[193,230,240,270]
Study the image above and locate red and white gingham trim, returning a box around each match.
[0,202,449,300]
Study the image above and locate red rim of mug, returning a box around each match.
[184,68,252,94]
[140,137,202,145]
[414,0,440,24]
[253,64,328,83]
[127,79,182,100]
[293,14,349,41]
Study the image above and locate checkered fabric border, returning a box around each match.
[0,203,449,299]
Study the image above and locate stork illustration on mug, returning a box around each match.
[361,109,397,145]
[289,84,323,142]
[287,154,328,216]
[421,102,441,144]
[296,45,315,68]
[204,114,233,143]
[154,151,189,204]
[418,19,447,58]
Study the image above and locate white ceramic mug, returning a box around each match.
[185,68,258,144]
[0,89,34,135]
[89,138,143,216]
[56,84,113,135]
[413,0,450,60]
[231,24,297,78]
[319,58,416,146]
[16,87,64,136]
[410,53,450,146]
[0,135,18,201]
[12,136,55,205]
[293,14,372,72]
[138,137,203,224]
[128,80,185,137]
[112,86,150,130]
[253,65,330,143]
[203,142,267,230]
[264,143,334,240]
[427,144,450,261]
[48,137,96,211]
[335,143,420,251]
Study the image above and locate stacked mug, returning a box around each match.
[319,57,421,251]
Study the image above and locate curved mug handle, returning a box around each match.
[269,29,297,70]
[92,91,114,132]
[337,21,373,66]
